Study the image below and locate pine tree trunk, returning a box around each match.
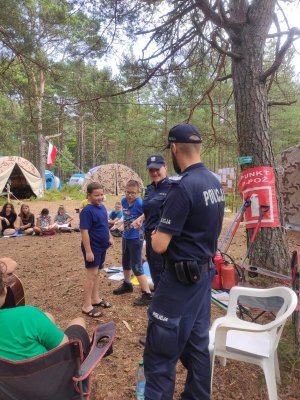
[230,0,290,273]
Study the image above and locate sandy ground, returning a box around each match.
[1,198,299,399]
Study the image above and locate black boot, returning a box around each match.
[113,281,133,295]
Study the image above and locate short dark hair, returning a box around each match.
[41,208,49,215]
[126,180,139,188]
[86,182,104,194]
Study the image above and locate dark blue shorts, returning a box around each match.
[122,237,144,276]
[81,244,107,269]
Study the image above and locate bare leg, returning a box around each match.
[123,269,132,281]
[82,267,101,313]
[137,274,151,293]
[91,271,101,304]
[3,229,16,236]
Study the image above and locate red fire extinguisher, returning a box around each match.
[221,261,236,290]
[212,252,223,290]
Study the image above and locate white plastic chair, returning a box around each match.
[209,286,297,400]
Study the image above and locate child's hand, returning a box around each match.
[86,251,94,262]
[131,216,143,229]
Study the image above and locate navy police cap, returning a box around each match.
[146,154,165,169]
[162,124,202,150]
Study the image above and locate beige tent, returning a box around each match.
[84,163,144,195]
[276,144,300,230]
[0,156,43,199]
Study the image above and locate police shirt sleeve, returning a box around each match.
[158,184,190,236]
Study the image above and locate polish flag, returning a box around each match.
[47,142,57,166]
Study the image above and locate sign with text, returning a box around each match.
[238,167,279,228]
[238,156,253,165]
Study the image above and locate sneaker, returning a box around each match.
[113,281,133,295]
[133,292,153,306]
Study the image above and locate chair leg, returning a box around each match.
[274,351,281,385]
[210,354,215,391]
[262,361,278,400]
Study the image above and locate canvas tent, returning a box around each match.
[83,163,143,195]
[276,144,300,231]
[88,166,101,175]
[0,156,43,198]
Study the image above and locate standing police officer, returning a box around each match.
[132,155,170,293]
[144,124,225,399]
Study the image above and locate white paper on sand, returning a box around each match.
[108,272,125,281]
[211,291,230,306]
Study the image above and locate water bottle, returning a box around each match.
[136,359,145,400]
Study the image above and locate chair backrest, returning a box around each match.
[227,286,296,319]
[226,286,297,349]
[0,339,84,400]
[211,286,298,353]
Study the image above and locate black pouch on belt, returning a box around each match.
[174,262,189,284]
[186,261,202,283]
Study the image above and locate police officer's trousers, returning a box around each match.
[144,267,214,400]
[145,230,164,290]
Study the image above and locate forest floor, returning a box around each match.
[1,198,299,400]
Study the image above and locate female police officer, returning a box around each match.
[144,124,225,399]
[131,155,170,306]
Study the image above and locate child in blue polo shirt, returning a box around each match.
[80,182,113,318]
[113,180,152,306]
[108,201,123,237]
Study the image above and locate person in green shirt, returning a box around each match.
[0,261,90,361]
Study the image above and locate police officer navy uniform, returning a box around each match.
[143,124,225,399]
[143,155,171,290]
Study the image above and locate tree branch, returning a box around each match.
[217,74,232,81]
[186,45,228,122]
[260,27,300,82]
[208,31,242,59]
[267,100,297,107]
[194,0,247,33]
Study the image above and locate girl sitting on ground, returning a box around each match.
[17,204,35,235]
[34,208,55,236]
[53,205,73,232]
[0,203,18,236]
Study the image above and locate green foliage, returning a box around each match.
[41,185,84,201]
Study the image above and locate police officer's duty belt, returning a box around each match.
[164,259,212,284]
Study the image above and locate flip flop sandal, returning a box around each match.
[82,307,103,318]
[92,299,112,308]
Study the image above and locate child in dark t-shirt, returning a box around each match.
[80,183,113,318]
[18,204,35,235]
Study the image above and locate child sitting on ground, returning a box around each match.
[0,203,18,236]
[53,205,73,232]
[34,208,55,236]
[17,204,35,235]
[108,201,123,237]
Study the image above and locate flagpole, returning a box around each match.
[44,138,85,174]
